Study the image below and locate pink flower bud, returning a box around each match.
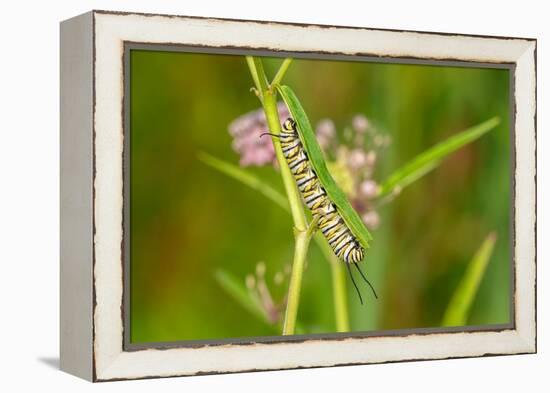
[362,211,380,229]
[352,114,370,134]
[347,148,368,171]
[316,119,336,139]
[228,103,288,168]
[365,151,377,166]
[359,180,379,198]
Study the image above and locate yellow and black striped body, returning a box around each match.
[279,118,364,264]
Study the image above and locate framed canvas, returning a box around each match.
[60,10,537,381]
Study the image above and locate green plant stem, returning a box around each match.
[246,57,306,232]
[246,57,266,101]
[331,262,350,331]
[246,56,310,335]
[271,58,293,89]
[246,56,351,334]
[316,235,350,331]
[263,93,308,231]
[282,229,314,334]
[200,153,351,332]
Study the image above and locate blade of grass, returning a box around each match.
[441,232,497,327]
[377,117,500,198]
[198,152,289,211]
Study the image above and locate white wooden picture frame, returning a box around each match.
[60,10,536,381]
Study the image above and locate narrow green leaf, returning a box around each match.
[442,232,497,327]
[271,58,293,87]
[198,151,289,211]
[199,152,328,254]
[214,269,268,324]
[276,84,372,249]
[198,152,344,259]
[378,117,500,198]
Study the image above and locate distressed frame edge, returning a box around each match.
[91,8,538,42]
[512,39,537,354]
[59,11,95,381]
[122,42,517,352]
[88,11,537,382]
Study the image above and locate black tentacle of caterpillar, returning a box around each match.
[262,117,377,304]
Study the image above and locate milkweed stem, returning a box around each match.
[283,228,313,334]
[270,58,293,90]
[246,57,350,335]
[247,56,310,335]
[316,236,350,332]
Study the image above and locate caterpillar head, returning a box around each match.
[283,117,297,132]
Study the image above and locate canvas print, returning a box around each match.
[128,50,511,345]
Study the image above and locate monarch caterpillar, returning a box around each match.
[263,117,377,304]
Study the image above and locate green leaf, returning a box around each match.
[441,232,497,327]
[377,117,501,198]
[276,84,372,249]
[198,152,289,211]
[213,269,269,325]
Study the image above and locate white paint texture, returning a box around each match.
[89,11,536,381]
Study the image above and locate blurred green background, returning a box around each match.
[130,49,511,344]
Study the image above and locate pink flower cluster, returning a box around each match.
[313,114,389,229]
[228,102,289,167]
